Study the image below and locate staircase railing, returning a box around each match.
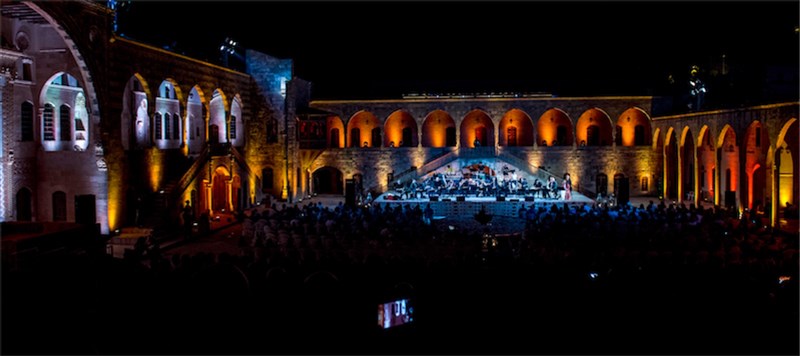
[176,145,210,195]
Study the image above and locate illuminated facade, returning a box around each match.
[0,1,797,236]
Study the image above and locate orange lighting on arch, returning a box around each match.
[499,109,534,146]
[576,108,612,146]
[327,116,345,148]
[460,110,494,147]
[537,109,572,146]
[347,111,380,147]
[616,108,652,146]
[422,110,455,147]
[384,110,418,147]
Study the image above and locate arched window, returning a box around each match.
[155,113,163,140]
[43,104,55,141]
[229,116,237,140]
[173,114,180,140]
[21,102,34,141]
[615,125,623,146]
[164,113,171,140]
[641,177,649,192]
[59,104,71,141]
[52,191,67,221]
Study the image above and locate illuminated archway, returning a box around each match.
[537,108,573,146]
[775,118,798,211]
[121,74,152,150]
[616,108,652,146]
[155,79,182,149]
[696,126,715,202]
[743,121,770,209]
[499,109,534,146]
[312,166,344,195]
[186,85,207,154]
[211,166,231,212]
[716,125,739,207]
[384,110,418,147]
[460,110,494,148]
[664,127,678,200]
[347,111,380,148]
[421,110,456,147]
[39,72,86,152]
[327,116,345,148]
[209,89,229,144]
[576,108,612,146]
[679,126,695,203]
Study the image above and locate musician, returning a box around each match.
[547,176,558,199]
[563,173,572,200]
[532,178,543,198]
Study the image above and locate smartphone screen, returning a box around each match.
[377,298,413,329]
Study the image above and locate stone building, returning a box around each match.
[1,1,797,236]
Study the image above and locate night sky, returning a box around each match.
[117,1,799,101]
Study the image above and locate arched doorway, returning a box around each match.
[743,122,770,209]
[312,167,344,195]
[717,126,738,206]
[16,188,32,221]
[212,166,231,212]
[680,127,695,202]
[664,128,679,200]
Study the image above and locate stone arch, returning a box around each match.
[499,109,534,147]
[664,127,679,200]
[327,116,345,148]
[346,110,380,148]
[208,89,229,144]
[537,108,573,146]
[616,107,652,146]
[775,118,798,211]
[576,108,613,146]
[155,79,182,149]
[384,110,418,148]
[312,166,344,195]
[186,85,207,154]
[27,2,102,151]
[717,125,739,206]
[122,74,152,150]
[679,126,695,203]
[421,110,456,148]
[211,165,231,212]
[696,125,715,202]
[460,109,494,148]
[743,121,770,210]
[39,72,85,152]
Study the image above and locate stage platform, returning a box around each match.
[373,191,594,220]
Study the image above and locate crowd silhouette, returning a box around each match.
[2,200,798,355]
